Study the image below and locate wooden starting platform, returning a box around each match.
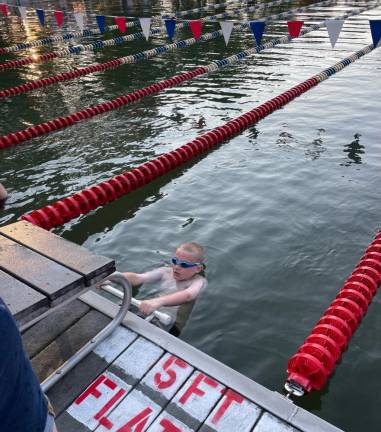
[0,220,114,326]
[0,221,343,432]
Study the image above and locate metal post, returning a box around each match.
[41,272,131,392]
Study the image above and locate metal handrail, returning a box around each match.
[101,283,172,327]
[41,272,131,392]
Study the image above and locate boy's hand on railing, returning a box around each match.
[139,298,162,316]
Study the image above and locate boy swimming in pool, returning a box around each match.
[123,242,207,323]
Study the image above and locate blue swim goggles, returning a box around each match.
[171,257,202,269]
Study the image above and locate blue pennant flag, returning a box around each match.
[96,15,106,33]
[165,19,176,42]
[369,20,381,48]
[36,9,45,26]
[249,21,266,46]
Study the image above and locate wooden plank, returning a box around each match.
[32,309,110,382]
[50,326,138,417]
[81,293,344,432]
[253,413,299,432]
[60,336,164,431]
[0,235,84,302]
[0,268,48,324]
[200,390,262,432]
[22,299,90,359]
[0,221,115,285]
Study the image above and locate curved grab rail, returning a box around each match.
[41,272,131,392]
[101,282,173,327]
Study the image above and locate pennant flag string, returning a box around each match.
[0,0,305,54]
[0,0,248,23]
[36,8,45,26]
[188,20,203,39]
[369,19,381,47]
[249,20,266,45]
[0,3,8,16]
[74,12,84,32]
[220,21,234,45]
[164,19,176,42]
[0,0,331,71]
[139,17,151,40]
[0,0,377,107]
[54,10,64,28]
[114,16,126,33]
[96,15,106,33]
[325,19,344,47]
[287,20,304,37]
[18,6,26,21]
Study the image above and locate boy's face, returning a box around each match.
[172,248,202,281]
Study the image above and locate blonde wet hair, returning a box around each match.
[177,242,205,263]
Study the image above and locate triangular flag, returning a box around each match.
[54,10,64,28]
[369,20,381,48]
[0,3,8,17]
[249,21,266,46]
[219,21,233,46]
[189,20,202,40]
[18,6,27,21]
[164,19,176,42]
[325,19,344,48]
[36,9,45,26]
[74,12,84,32]
[287,20,303,38]
[139,17,151,41]
[96,15,106,33]
[114,16,126,33]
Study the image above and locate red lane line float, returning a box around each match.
[286,230,381,395]
[20,77,319,229]
[0,67,208,149]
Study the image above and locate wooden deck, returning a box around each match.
[0,221,114,326]
[0,221,342,431]
[43,292,343,432]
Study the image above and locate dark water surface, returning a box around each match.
[1,0,381,430]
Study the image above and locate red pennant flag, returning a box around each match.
[114,16,126,33]
[189,20,202,40]
[287,21,304,38]
[0,3,8,17]
[54,10,64,28]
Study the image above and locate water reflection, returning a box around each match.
[305,128,326,160]
[342,132,364,166]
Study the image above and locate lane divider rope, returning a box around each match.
[286,230,381,394]
[0,0,375,148]
[19,42,377,230]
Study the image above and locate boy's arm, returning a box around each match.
[123,268,165,287]
[139,279,204,315]
[122,272,145,287]
[139,290,192,315]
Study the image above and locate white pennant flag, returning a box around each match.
[18,6,27,21]
[74,12,84,32]
[219,21,234,46]
[325,19,344,48]
[139,17,151,41]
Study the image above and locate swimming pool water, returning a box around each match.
[1,1,381,430]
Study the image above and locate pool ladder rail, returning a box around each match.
[41,272,172,392]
